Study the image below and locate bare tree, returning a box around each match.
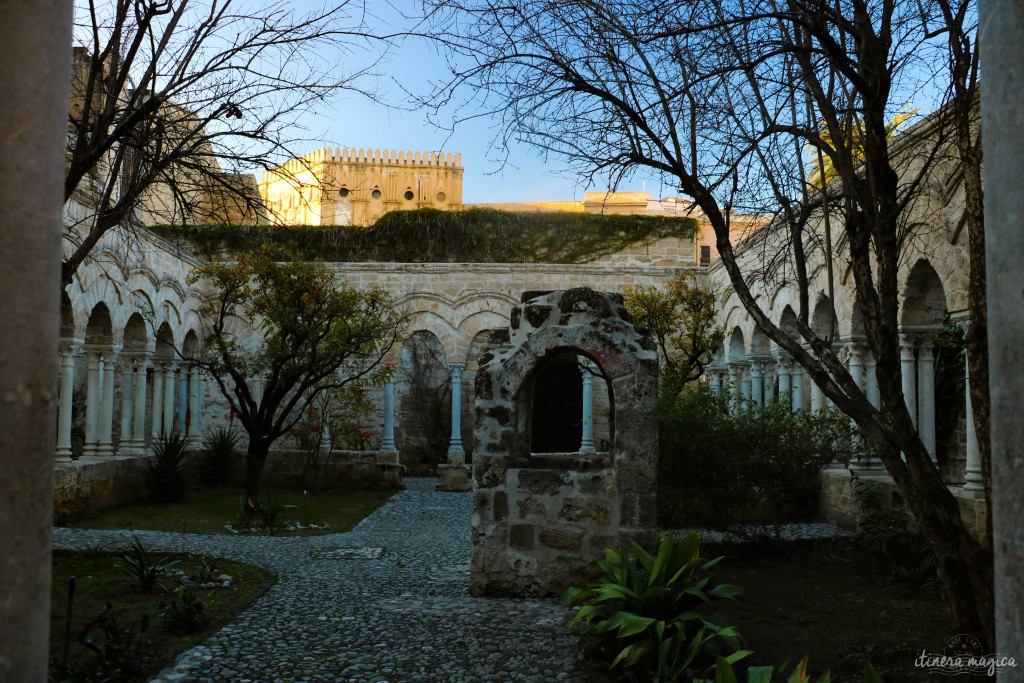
[64,0,388,286]
[424,0,992,646]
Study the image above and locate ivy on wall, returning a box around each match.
[149,207,698,263]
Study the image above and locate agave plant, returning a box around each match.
[144,431,195,502]
[562,533,749,682]
[199,426,242,485]
[117,534,177,592]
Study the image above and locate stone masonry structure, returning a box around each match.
[470,288,658,597]
[259,147,464,226]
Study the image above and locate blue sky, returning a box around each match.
[275,0,665,204]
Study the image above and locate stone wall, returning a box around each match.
[471,289,658,597]
[819,469,987,541]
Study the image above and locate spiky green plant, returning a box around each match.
[562,533,749,681]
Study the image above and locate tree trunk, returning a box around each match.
[244,437,271,511]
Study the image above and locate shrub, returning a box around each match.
[158,592,211,634]
[117,534,177,592]
[238,489,285,530]
[659,386,859,536]
[562,533,749,681]
[199,427,242,485]
[66,610,153,683]
[852,480,936,592]
[144,431,195,502]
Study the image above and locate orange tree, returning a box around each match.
[625,272,723,397]
[187,245,404,506]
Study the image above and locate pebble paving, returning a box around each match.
[53,478,588,683]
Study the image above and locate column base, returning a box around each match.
[436,463,472,492]
[847,456,886,476]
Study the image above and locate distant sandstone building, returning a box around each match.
[259,147,464,226]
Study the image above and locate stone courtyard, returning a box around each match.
[54,478,586,683]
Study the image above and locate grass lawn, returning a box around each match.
[702,538,991,682]
[69,485,399,536]
[50,547,272,682]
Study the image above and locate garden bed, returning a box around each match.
[50,548,272,682]
[65,485,399,536]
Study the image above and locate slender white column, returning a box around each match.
[763,361,776,403]
[710,368,724,395]
[865,349,880,409]
[809,348,824,412]
[917,333,937,461]
[899,334,917,427]
[132,356,149,453]
[55,341,80,463]
[739,364,751,405]
[82,349,102,458]
[151,363,165,438]
[790,364,804,411]
[177,368,189,433]
[97,347,119,458]
[188,366,203,435]
[380,380,397,453]
[118,356,133,455]
[252,371,264,407]
[162,362,176,434]
[845,340,866,466]
[727,364,739,412]
[963,352,984,492]
[750,360,764,407]
[580,363,596,454]
[447,363,465,459]
[777,357,792,404]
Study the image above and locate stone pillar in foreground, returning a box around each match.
[188,366,203,435]
[437,362,471,491]
[82,349,102,459]
[980,0,1024,655]
[0,2,72,677]
[750,360,764,407]
[162,362,176,434]
[118,355,133,455]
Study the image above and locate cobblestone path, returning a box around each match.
[53,478,586,683]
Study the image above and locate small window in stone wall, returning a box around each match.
[700,245,711,266]
[404,189,415,201]
[436,191,447,202]
[338,186,349,198]
[371,188,382,199]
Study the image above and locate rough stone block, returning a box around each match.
[539,527,584,551]
[509,523,536,550]
[561,497,611,524]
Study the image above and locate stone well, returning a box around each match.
[470,288,659,597]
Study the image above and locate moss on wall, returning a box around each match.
[149,207,697,263]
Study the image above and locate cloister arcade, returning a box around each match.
[703,254,983,499]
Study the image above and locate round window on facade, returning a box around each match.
[338,187,349,198]
[436,192,447,202]
[404,190,415,201]
[371,188,382,199]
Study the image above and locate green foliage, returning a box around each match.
[198,427,242,486]
[708,655,885,683]
[562,534,750,681]
[625,272,724,395]
[852,480,936,592]
[65,611,153,683]
[153,207,697,264]
[659,386,859,535]
[158,592,211,635]
[238,490,285,530]
[116,535,177,593]
[144,432,195,503]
